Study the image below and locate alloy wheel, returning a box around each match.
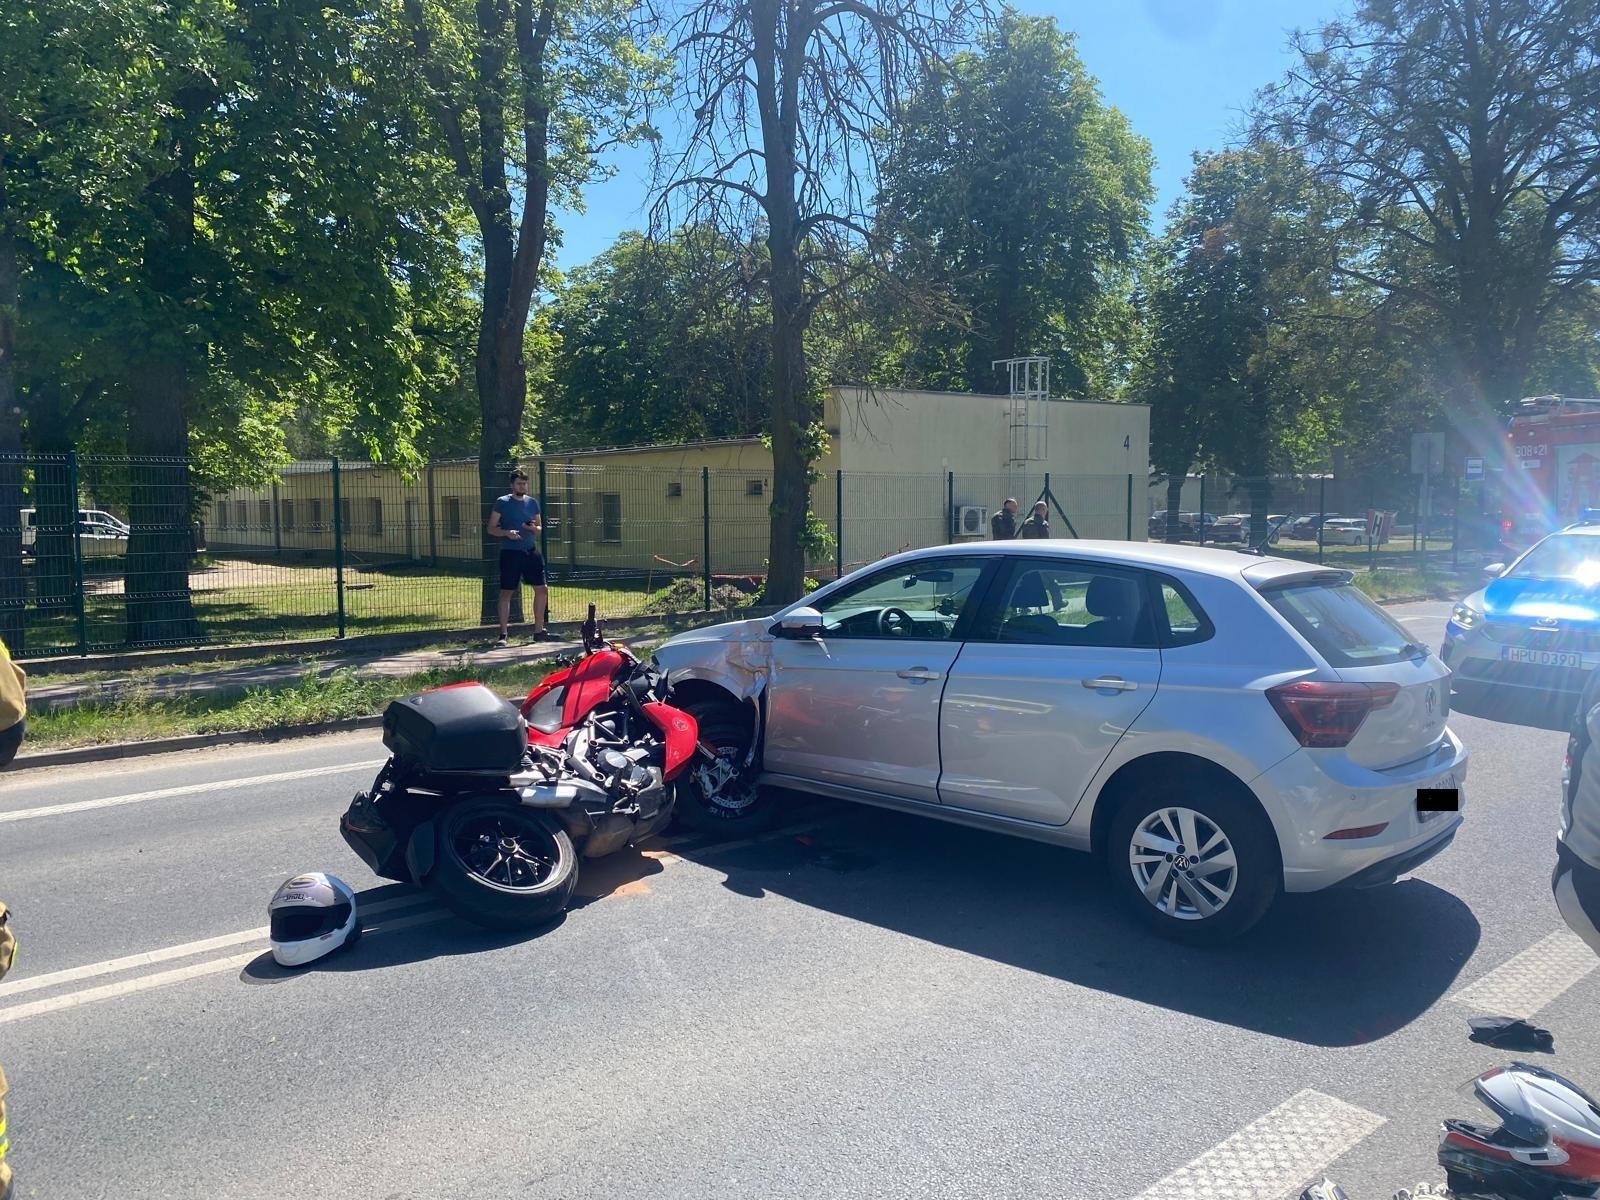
[1128,806,1239,921]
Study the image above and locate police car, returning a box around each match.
[1443,511,1600,719]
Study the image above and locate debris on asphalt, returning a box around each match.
[1466,1015,1555,1052]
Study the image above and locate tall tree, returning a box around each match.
[1132,146,1337,542]
[1260,0,1600,446]
[656,0,987,602]
[5,0,472,645]
[400,0,661,619]
[543,228,771,448]
[877,10,1152,397]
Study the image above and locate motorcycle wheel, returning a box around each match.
[673,697,774,834]
[429,799,578,930]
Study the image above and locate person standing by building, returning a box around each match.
[990,498,1019,540]
[487,469,550,646]
[1019,500,1051,539]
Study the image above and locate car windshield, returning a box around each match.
[1510,534,1600,586]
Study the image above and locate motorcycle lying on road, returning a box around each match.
[340,606,704,928]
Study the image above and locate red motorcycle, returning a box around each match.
[340,606,700,928]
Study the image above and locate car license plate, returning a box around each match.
[1501,646,1585,668]
[1418,776,1459,821]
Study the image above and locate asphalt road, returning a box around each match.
[1,599,1596,1200]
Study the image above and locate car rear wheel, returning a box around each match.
[1106,781,1279,944]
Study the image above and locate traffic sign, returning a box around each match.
[1464,456,1485,481]
[1411,431,1445,475]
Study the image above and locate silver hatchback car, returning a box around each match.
[657,541,1467,942]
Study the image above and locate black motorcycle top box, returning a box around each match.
[383,683,527,774]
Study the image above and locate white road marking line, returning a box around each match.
[1131,1089,1385,1200]
[0,893,434,999]
[0,760,385,823]
[0,950,264,1024]
[0,909,452,1025]
[1450,931,1599,1018]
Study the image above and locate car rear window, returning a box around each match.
[1261,581,1416,667]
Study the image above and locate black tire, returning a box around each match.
[1105,779,1279,945]
[673,696,775,834]
[428,799,579,930]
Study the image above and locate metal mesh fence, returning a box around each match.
[9,451,1484,661]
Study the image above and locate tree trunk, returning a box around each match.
[762,204,812,603]
[124,358,202,645]
[123,81,206,647]
[476,322,528,626]
[1164,474,1184,544]
[0,206,22,651]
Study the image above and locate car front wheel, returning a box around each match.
[1106,782,1279,944]
[672,696,776,834]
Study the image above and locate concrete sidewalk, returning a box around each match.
[29,634,587,712]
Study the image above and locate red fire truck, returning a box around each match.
[1497,395,1600,547]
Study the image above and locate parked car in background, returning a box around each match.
[1218,514,1289,545]
[655,540,1467,943]
[1147,512,1222,542]
[20,508,130,557]
[1291,513,1340,540]
[1319,518,1370,546]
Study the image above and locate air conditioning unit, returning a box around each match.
[956,505,988,537]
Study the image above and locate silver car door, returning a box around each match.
[938,559,1161,824]
[763,556,994,803]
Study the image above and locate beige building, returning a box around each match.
[205,387,1149,578]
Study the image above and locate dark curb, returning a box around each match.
[11,715,386,772]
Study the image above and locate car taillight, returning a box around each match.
[1266,680,1400,748]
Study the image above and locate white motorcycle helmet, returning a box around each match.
[269,873,359,967]
[1439,1062,1600,1199]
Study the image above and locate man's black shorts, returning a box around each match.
[498,549,547,590]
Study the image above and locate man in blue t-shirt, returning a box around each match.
[487,468,549,645]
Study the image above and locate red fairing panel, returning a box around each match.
[641,702,700,779]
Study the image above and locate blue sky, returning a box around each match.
[549,0,1342,271]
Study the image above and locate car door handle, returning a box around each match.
[897,667,942,681]
[1084,676,1137,692]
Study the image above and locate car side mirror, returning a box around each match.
[774,607,823,639]
[1482,563,1506,582]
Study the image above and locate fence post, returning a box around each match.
[537,459,549,567]
[330,457,347,639]
[701,466,712,610]
[1452,476,1461,570]
[425,463,438,566]
[1318,476,1326,564]
[835,469,844,580]
[68,451,88,655]
[1126,474,1134,540]
[270,481,283,554]
[1198,474,1207,546]
[947,471,955,544]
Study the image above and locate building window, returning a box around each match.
[235,501,248,529]
[666,481,683,499]
[259,499,272,530]
[746,479,765,498]
[368,497,383,536]
[309,499,324,531]
[340,498,351,534]
[599,493,623,543]
[214,502,228,531]
[281,499,296,531]
[443,496,462,539]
